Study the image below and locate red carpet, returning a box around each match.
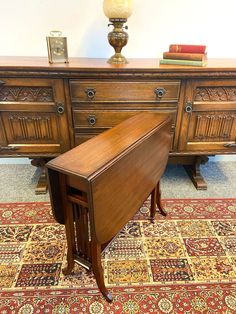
[0,199,236,313]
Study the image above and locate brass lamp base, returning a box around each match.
[107,18,129,64]
[108,53,128,64]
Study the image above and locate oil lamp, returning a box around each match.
[103,0,133,64]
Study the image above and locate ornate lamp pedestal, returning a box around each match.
[107,18,128,64]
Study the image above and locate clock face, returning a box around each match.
[47,36,68,63]
[51,38,65,56]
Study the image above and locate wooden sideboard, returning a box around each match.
[0,57,236,191]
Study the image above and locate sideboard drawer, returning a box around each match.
[73,110,139,128]
[70,80,180,103]
[73,109,176,129]
[73,109,176,150]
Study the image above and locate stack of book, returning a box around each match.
[160,44,207,66]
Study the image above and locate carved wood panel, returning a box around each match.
[194,87,236,101]
[0,86,54,102]
[179,80,236,151]
[0,77,71,155]
[8,114,54,141]
[193,113,235,141]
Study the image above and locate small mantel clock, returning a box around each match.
[46,31,69,63]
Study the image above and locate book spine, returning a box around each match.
[163,52,206,61]
[159,59,206,67]
[169,44,206,53]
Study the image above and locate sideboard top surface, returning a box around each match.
[1,57,236,74]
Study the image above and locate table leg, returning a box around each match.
[150,181,167,221]
[91,241,113,302]
[156,181,167,217]
[62,202,76,275]
[150,187,157,222]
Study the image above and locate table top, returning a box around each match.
[46,112,171,180]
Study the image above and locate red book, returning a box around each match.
[169,44,206,54]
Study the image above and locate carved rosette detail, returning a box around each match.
[194,114,235,141]
[9,115,53,141]
[194,87,236,101]
[0,86,54,102]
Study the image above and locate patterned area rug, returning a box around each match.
[0,199,236,313]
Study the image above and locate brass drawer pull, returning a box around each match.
[56,102,65,114]
[87,114,97,126]
[185,101,193,113]
[0,146,19,151]
[85,88,96,100]
[224,143,236,148]
[154,87,166,98]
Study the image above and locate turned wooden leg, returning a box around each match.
[184,156,209,190]
[91,241,112,302]
[31,158,49,194]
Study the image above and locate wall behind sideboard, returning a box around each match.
[1,0,235,59]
